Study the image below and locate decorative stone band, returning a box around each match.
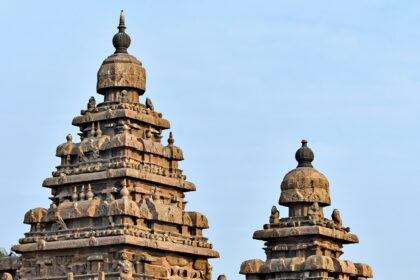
[43,168,196,192]
[240,256,373,278]
[12,235,219,258]
[72,107,170,129]
[65,272,160,280]
[253,225,359,244]
[279,188,331,205]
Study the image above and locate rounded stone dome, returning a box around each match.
[96,11,146,94]
[97,53,146,94]
[279,140,331,206]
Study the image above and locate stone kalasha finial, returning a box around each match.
[168,132,175,146]
[120,179,130,198]
[295,140,314,168]
[79,185,86,201]
[96,122,103,137]
[72,187,79,202]
[113,10,131,54]
[86,184,94,201]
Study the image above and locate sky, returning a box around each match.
[0,1,419,279]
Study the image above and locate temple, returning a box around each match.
[0,11,219,280]
[240,140,373,280]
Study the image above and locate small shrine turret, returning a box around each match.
[240,140,373,280]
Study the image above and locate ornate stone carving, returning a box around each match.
[332,208,343,227]
[118,253,133,280]
[269,206,279,224]
[145,97,154,111]
[88,96,96,109]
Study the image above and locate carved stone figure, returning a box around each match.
[118,253,133,280]
[121,90,128,103]
[37,239,46,250]
[88,96,96,109]
[217,274,227,280]
[308,202,321,223]
[145,97,154,111]
[332,208,343,227]
[54,210,67,230]
[269,206,279,224]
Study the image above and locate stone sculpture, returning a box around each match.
[88,96,96,109]
[332,208,343,227]
[118,253,133,280]
[269,206,279,224]
[145,97,154,111]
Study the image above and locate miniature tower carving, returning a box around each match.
[6,11,219,280]
[240,140,373,280]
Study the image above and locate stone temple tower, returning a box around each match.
[2,11,219,280]
[240,140,373,280]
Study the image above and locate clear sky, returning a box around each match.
[0,1,419,279]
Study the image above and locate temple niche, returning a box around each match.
[0,11,220,280]
[240,140,373,280]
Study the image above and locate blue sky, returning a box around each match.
[1,1,420,279]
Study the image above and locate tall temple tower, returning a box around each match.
[240,140,373,280]
[2,11,219,280]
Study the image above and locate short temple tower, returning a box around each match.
[240,140,373,280]
[1,11,219,280]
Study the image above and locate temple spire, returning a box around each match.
[113,10,131,54]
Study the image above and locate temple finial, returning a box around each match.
[295,139,314,168]
[168,132,175,146]
[119,10,126,27]
[113,10,131,54]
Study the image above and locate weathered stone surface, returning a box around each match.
[1,11,219,280]
[240,140,373,279]
[240,259,264,274]
[97,53,146,93]
[280,167,330,206]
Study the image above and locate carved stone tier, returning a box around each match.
[43,168,196,191]
[13,234,218,257]
[253,226,359,244]
[240,256,373,279]
[72,105,170,129]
